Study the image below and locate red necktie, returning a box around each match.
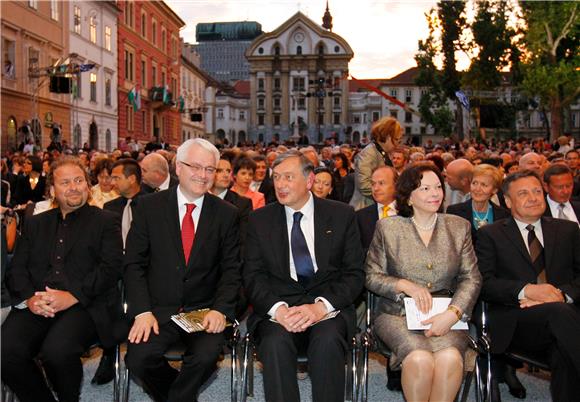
[182,203,196,265]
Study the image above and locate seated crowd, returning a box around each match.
[1,121,579,402]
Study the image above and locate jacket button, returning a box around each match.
[426,282,432,289]
[427,264,432,270]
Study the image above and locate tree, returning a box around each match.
[415,2,468,137]
[518,1,579,141]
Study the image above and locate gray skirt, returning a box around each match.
[374,313,469,369]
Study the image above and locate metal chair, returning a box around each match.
[237,322,360,402]
[359,291,488,402]
[121,320,241,402]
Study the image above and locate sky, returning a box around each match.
[165,0,443,79]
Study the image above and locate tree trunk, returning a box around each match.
[550,97,563,142]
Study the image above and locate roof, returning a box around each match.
[348,78,388,92]
[232,80,250,96]
[386,67,419,85]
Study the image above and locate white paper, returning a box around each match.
[404,297,468,330]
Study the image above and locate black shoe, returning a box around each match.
[91,353,115,385]
[502,364,526,399]
[386,366,402,392]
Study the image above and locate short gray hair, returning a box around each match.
[176,138,220,166]
[272,150,314,178]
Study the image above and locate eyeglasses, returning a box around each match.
[179,160,216,175]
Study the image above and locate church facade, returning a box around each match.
[245,9,353,144]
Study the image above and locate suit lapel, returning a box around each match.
[502,218,533,265]
[272,204,291,279]
[541,217,557,273]
[186,194,216,271]
[165,188,186,266]
[313,198,332,279]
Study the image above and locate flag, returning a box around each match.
[79,63,96,72]
[178,96,185,113]
[163,85,169,104]
[455,90,470,111]
[128,86,140,111]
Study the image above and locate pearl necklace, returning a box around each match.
[411,213,438,231]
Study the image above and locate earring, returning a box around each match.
[408,200,413,206]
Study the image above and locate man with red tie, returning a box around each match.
[124,138,242,402]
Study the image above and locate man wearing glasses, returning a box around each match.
[124,138,242,402]
[2,156,124,402]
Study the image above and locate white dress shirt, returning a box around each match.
[547,195,579,225]
[159,174,171,191]
[177,186,204,230]
[376,200,398,219]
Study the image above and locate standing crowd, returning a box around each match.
[1,117,579,402]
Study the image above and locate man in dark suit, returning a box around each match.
[140,152,178,193]
[90,158,146,385]
[124,138,241,402]
[356,166,398,253]
[1,156,124,402]
[210,156,252,247]
[244,150,365,402]
[543,164,580,224]
[251,155,276,204]
[476,170,580,402]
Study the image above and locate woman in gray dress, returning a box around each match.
[365,163,482,402]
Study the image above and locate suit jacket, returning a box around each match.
[243,197,365,338]
[446,199,510,244]
[141,175,179,194]
[124,188,242,323]
[7,204,124,347]
[258,175,276,204]
[476,217,580,352]
[543,199,580,221]
[350,143,392,211]
[224,189,252,249]
[356,203,379,255]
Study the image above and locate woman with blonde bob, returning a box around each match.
[350,116,402,210]
[447,164,510,244]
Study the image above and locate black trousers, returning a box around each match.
[256,315,348,402]
[1,305,97,402]
[126,321,225,402]
[508,302,580,401]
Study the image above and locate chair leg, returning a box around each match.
[231,326,240,402]
[122,367,130,402]
[459,370,474,402]
[240,333,251,402]
[113,344,121,402]
[349,336,359,402]
[358,332,370,402]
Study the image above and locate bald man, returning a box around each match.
[140,153,178,193]
[444,158,474,210]
[518,152,543,174]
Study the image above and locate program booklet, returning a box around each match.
[171,308,231,333]
[404,297,468,330]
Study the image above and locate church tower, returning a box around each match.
[322,1,333,31]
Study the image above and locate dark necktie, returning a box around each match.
[182,203,196,265]
[291,212,315,286]
[526,224,545,283]
[558,203,570,220]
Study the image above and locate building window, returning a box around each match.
[293,77,305,91]
[161,71,166,87]
[2,39,16,79]
[333,96,340,107]
[273,97,281,109]
[89,16,97,44]
[572,112,579,128]
[105,77,111,105]
[352,114,361,124]
[257,97,264,110]
[239,111,245,121]
[372,111,380,122]
[28,0,37,9]
[141,60,146,87]
[258,78,264,91]
[318,113,324,125]
[420,126,426,134]
[274,115,280,126]
[127,105,134,131]
[151,64,156,86]
[90,73,97,102]
[152,21,157,45]
[74,6,81,34]
[390,89,397,98]
[274,78,280,90]
[105,129,112,151]
[74,73,82,99]
[28,47,39,71]
[142,110,147,134]
[258,115,264,126]
[171,77,176,96]
[390,110,398,118]
[274,45,280,55]
[405,126,411,135]
[217,108,224,119]
[124,49,134,81]
[298,97,305,110]
[161,28,166,51]
[405,112,412,123]
[296,46,302,55]
[141,13,146,37]
[51,0,59,20]
[405,89,413,103]
[105,26,111,51]
[125,1,134,28]
[334,113,341,125]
